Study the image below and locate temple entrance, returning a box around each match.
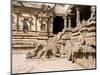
[53,16,64,34]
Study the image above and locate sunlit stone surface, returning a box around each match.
[12,0,96,74]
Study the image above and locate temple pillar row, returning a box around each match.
[63,15,71,29]
[12,6,96,33]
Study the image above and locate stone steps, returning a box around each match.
[12,31,38,51]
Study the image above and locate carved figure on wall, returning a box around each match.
[41,24,45,31]
[23,18,29,33]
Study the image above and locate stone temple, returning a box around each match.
[12,0,96,74]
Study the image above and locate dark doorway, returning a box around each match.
[70,7,77,28]
[53,16,64,34]
[80,6,91,21]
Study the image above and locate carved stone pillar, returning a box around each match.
[29,17,31,32]
[50,17,53,34]
[39,18,43,31]
[12,13,17,31]
[16,13,20,31]
[63,16,67,29]
[35,15,38,31]
[68,16,71,28]
[91,6,96,18]
[76,8,80,25]
[45,18,48,32]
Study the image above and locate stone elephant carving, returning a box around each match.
[63,40,83,63]
[26,42,60,59]
[35,42,60,58]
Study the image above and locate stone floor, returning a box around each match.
[12,53,84,74]
[76,57,96,69]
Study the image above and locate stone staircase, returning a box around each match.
[52,18,96,63]
[12,31,39,51]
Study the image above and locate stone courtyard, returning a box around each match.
[12,0,96,74]
[12,53,84,74]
